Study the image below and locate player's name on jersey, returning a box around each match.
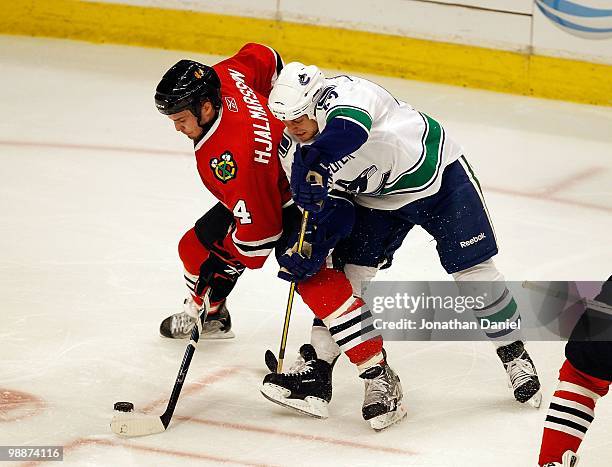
[228,68,273,165]
[373,318,521,331]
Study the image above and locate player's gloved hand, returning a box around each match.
[290,145,332,213]
[195,252,245,305]
[277,235,336,282]
[277,196,355,282]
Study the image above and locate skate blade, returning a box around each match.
[201,329,235,340]
[527,391,542,409]
[260,383,329,419]
[369,401,407,431]
[159,329,235,340]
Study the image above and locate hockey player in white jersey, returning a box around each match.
[265,62,542,410]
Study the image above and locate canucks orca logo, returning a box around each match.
[298,73,311,86]
[336,165,378,193]
[316,87,338,111]
[210,151,237,183]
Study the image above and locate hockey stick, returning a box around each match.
[275,209,310,373]
[521,281,612,316]
[267,171,324,373]
[110,292,211,437]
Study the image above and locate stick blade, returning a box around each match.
[265,349,278,373]
[110,413,166,437]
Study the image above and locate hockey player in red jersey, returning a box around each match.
[154,45,406,430]
[538,277,612,466]
[155,43,291,339]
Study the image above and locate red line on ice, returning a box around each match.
[22,438,277,467]
[0,139,189,157]
[176,415,417,456]
[20,367,243,466]
[483,184,611,213]
[1,139,608,213]
[535,167,603,197]
[141,366,242,413]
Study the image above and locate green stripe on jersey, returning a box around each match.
[381,113,442,194]
[326,106,373,131]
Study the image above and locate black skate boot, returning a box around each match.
[497,340,542,407]
[359,351,407,431]
[159,297,234,339]
[261,344,333,419]
[265,318,341,373]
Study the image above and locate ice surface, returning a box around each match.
[1,36,611,466]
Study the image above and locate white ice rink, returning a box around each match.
[1,35,611,466]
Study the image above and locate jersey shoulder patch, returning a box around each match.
[278,131,293,158]
[316,79,373,132]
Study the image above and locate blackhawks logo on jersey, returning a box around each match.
[210,151,237,183]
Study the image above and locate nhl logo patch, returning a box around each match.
[210,151,237,183]
[298,73,311,86]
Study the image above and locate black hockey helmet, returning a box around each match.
[155,60,222,119]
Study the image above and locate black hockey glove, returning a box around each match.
[195,252,245,304]
[277,195,355,282]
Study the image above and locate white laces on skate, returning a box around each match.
[171,312,195,335]
[505,352,536,389]
[287,357,314,375]
[364,368,393,405]
[287,354,310,374]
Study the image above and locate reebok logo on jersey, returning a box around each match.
[225,96,238,112]
[460,233,486,248]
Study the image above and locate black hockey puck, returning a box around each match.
[113,401,134,412]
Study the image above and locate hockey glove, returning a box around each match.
[195,252,245,304]
[277,235,336,282]
[290,145,332,213]
[277,195,354,282]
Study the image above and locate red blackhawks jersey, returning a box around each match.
[193,43,291,269]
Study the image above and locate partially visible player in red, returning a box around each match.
[155,43,294,339]
[538,277,611,466]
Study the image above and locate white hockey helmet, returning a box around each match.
[268,62,325,121]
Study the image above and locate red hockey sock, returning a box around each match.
[178,229,224,315]
[178,228,211,276]
[538,359,611,465]
[298,267,383,369]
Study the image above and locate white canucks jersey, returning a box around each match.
[278,75,464,210]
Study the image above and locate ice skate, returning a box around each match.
[542,450,579,467]
[159,297,234,339]
[261,344,332,419]
[497,340,542,408]
[359,352,407,431]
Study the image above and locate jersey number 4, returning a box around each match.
[233,199,252,224]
